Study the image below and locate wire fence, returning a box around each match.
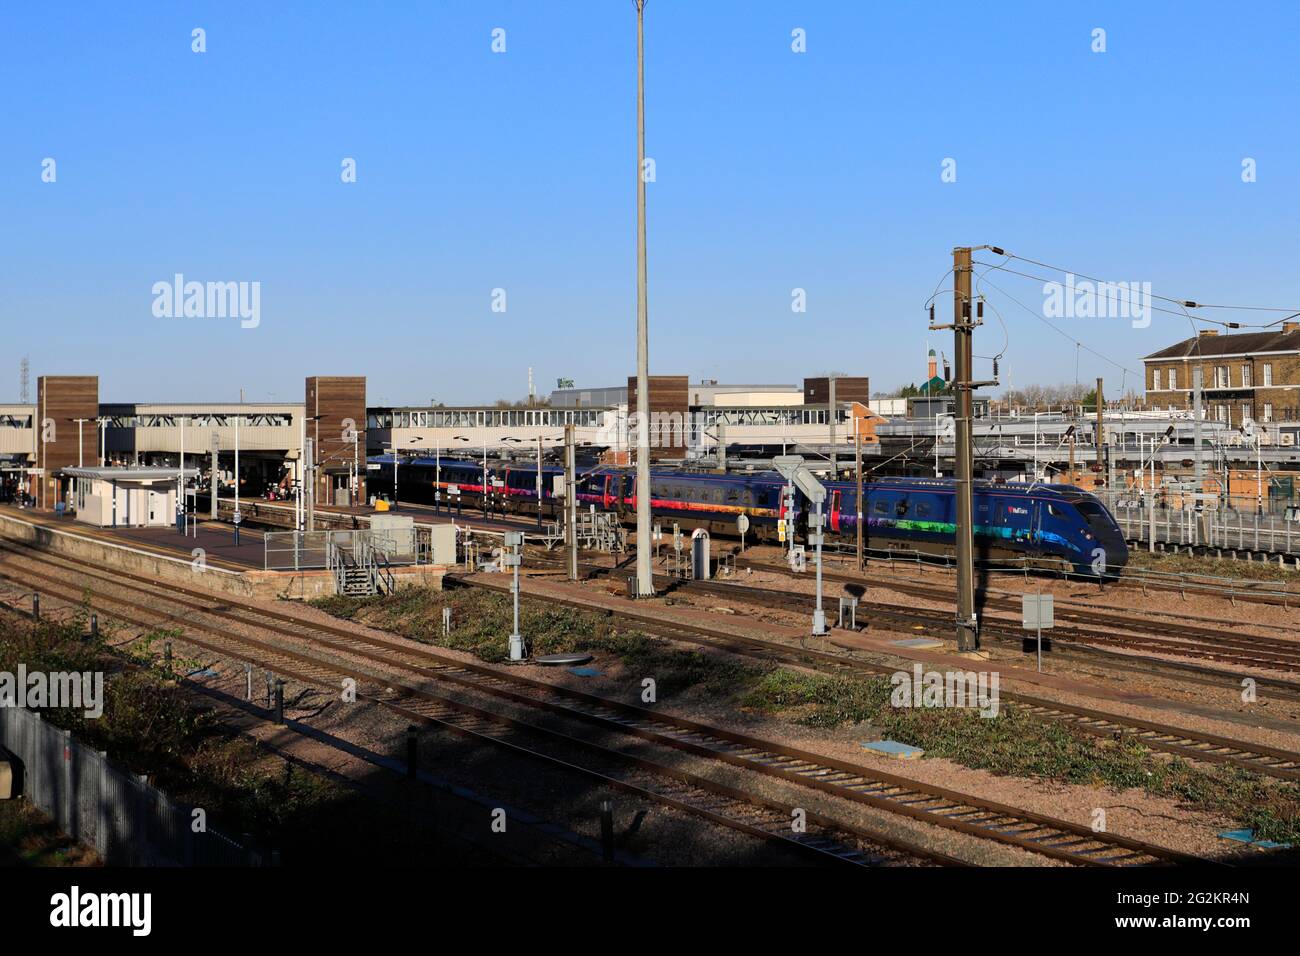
[1098,491,1300,556]
[263,528,431,571]
[0,707,262,865]
[813,541,1300,603]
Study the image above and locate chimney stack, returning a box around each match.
[1283,321,1300,334]
[1198,329,1219,338]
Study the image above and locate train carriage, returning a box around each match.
[371,456,1127,578]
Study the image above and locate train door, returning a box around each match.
[147,490,164,526]
[1028,501,1045,554]
[829,489,842,534]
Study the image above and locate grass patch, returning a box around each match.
[0,616,489,864]
[0,800,97,866]
[742,669,1300,843]
[314,584,764,696]
[1125,548,1300,585]
[315,584,1300,844]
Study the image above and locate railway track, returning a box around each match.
[460,572,1300,783]
[0,539,1209,866]
[809,548,1300,609]
[0,565,937,869]
[719,558,1300,673]
[523,549,1300,675]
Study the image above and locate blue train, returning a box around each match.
[371,456,1128,577]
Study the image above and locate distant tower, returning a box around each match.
[927,348,937,382]
[528,366,535,403]
[19,356,29,403]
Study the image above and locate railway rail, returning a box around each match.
[716,556,1300,672]
[0,560,938,868]
[0,538,1209,866]
[459,572,1300,783]
[523,549,1300,675]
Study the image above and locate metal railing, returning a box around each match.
[815,542,1300,603]
[1097,491,1300,556]
[264,528,428,572]
[0,707,261,865]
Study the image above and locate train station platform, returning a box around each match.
[0,505,445,600]
[212,496,540,539]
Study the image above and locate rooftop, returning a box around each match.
[1144,327,1300,360]
[63,467,200,480]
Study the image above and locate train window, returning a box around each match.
[894,499,908,517]
[1046,503,1066,518]
[874,500,888,515]
[915,502,931,518]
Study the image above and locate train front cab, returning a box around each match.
[1069,495,1128,576]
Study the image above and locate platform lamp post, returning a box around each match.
[464,427,490,518]
[69,418,90,468]
[233,409,242,546]
[503,434,562,529]
[96,416,110,468]
[502,437,524,519]
[301,413,327,532]
[381,437,423,512]
[177,415,188,534]
[452,435,483,515]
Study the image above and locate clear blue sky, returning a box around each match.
[4,1,1298,404]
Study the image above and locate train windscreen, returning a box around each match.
[1072,498,1120,529]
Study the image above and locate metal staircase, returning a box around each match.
[328,533,391,597]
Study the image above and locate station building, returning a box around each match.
[0,367,897,517]
[8,356,1299,519]
[0,374,367,515]
[1143,324,1300,425]
[64,466,200,528]
[370,374,885,471]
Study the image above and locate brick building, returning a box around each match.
[1143,323,1300,424]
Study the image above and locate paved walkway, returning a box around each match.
[0,506,261,571]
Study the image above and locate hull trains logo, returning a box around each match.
[152,274,260,328]
[1042,273,1152,329]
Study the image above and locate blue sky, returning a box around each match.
[3,1,1298,404]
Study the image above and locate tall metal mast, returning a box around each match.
[633,0,654,598]
[951,247,978,651]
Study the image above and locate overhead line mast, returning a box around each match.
[931,245,1002,652]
